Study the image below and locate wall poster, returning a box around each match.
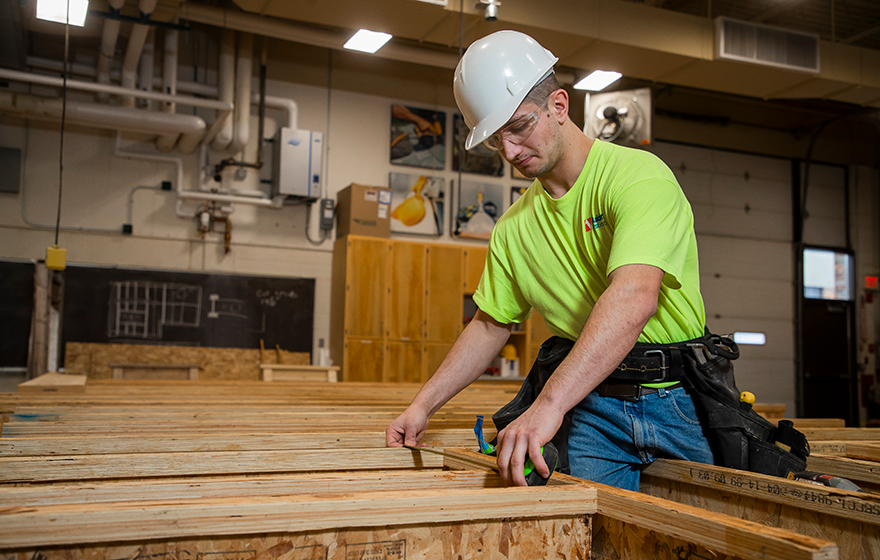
[388,172,445,236]
[452,114,504,176]
[453,180,505,240]
[390,105,446,170]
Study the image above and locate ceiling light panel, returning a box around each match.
[36,0,90,27]
[344,29,393,54]
[574,70,623,91]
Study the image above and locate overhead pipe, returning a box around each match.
[138,28,155,109]
[179,3,459,70]
[96,0,126,101]
[156,25,180,152]
[21,59,295,145]
[211,29,236,151]
[121,0,159,108]
[0,68,232,112]
[27,56,220,98]
[0,90,206,154]
[228,32,253,155]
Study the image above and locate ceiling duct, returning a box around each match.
[715,16,820,74]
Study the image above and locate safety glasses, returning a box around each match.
[484,109,542,152]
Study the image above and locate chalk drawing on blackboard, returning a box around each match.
[256,289,298,307]
[107,281,202,339]
[207,294,248,320]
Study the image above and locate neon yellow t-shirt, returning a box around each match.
[473,140,705,345]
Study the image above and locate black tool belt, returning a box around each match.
[605,337,699,384]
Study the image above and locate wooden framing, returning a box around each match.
[0,379,842,560]
[641,458,880,559]
[260,363,340,382]
[16,372,86,393]
[110,363,201,380]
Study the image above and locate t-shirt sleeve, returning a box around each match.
[472,226,532,324]
[606,176,693,290]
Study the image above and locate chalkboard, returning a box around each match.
[61,265,315,362]
[0,260,35,368]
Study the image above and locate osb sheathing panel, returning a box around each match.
[592,514,737,560]
[65,342,309,381]
[1,517,591,560]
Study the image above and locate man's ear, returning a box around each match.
[549,88,569,124]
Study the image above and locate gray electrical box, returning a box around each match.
[273,127,323,200]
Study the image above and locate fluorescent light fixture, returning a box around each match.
[36,0,90,26]
[573,70,622,91]
[344,29,392,54]
[733,332,766,345]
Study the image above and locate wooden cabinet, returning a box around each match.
[387,242,426,341]
[463,246,487,294]
[332,235,549,383]
[426,245,463,343]
[341,237,387,339]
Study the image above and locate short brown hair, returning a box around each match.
[523,72,560,109]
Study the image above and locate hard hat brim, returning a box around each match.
[463,65,557,151]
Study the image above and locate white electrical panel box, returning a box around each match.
[273,127,323,200]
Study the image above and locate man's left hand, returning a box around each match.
[495,403,563,486]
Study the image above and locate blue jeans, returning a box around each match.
[568,386,714,491]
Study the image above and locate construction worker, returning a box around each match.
[386,30,713,490]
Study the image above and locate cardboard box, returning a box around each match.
[336,184,392,238]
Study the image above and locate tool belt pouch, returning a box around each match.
[491,336,575,475]
[684,331,809,478]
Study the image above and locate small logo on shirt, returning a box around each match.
[584,214,606,232]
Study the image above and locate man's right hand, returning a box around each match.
[385,407,430,447]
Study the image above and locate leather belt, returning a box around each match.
[596,381,682,403]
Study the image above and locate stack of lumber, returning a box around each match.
[0,377,843,559]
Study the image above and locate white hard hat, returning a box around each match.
[454,30,558,150]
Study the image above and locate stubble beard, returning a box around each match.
[514,133,565,179]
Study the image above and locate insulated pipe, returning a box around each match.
[162,27,179,113]
[138,28,155,109]
[20,60,297,131]
[121,0,158,107]
[211,29,236,151]
[0,90,206,153]
[179,3,460,70]
[0,68,232,112]
[228,32,253,155]
[96,0,126,101]
[254,93,297,129]
[156,25,181,152]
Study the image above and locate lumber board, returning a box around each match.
[16,372,87,393]
[809,441,848,455]
[0,447,445,483]
[0,485,596,548]
[799,427,880,441]
[441,448,838,560]
[641,459,880,526]
[0,517,591,559]
[640,461,878,560]
[6,409,484,423]
[0,430,488,456]
[846,442,880,462]
[0,469,505,506]
[0,421,488,437]
[807,455,880,493]
[781,418,847,428]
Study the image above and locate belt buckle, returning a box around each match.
[643,349,668,383]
